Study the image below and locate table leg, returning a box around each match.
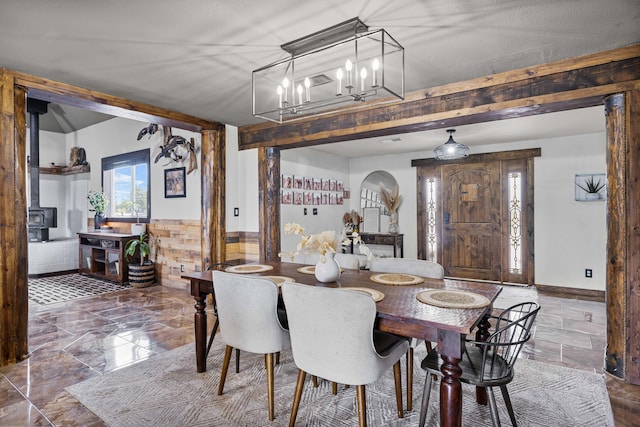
[194,293,208,373]
[474,314,492,405]
[440,354,463,427]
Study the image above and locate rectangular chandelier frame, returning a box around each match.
[253,23,404,124]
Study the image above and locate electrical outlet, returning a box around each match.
[585,269,592,278]
[180,264,185,273]
[313,208,318,215]
[304,208,307,215]
[233,207,239,217]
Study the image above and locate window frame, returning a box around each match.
[101,148,151,223]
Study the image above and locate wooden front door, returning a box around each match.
[442,162,502,281]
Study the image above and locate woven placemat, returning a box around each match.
[262,276,295,287]
[342,287,385,302]
[296,265,344,275]
[416,289,491,309]
[225,264,273,274]
[370,273,425,286]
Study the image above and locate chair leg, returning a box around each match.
[393,360,404,419]
[289,370,306,427]
[356,385,367,427]
[486,387,502,427]
[218,345,233,395]
[235,348,240,373]
[500,385,517,427]
[206,317,219,357]
[406,348,413,411]
[332,382,338,395]
[276,351,281,365]
[265,353,275,421]
[312,375,319,387]
[418,371,434,427]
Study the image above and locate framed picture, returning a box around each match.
[575,173,606,201]
[164,167,186,198]
[282,174,293,189]
[281,190,292,204]
[363,207,380,232]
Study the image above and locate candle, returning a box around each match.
[282,77,290,104]
[360,67,367,92]
[297,84,303,105]
[371,58,379,87]
[336,68,343,95]
[345,59,353,88]
[304,77,311,102]
[277,85,283,109]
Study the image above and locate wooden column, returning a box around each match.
[0,71,29,366]
[258,147,280,262]
[201,127,226,270]
[604,91,640,384]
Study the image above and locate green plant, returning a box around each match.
[577,176,605,194]
[125,233,151,266]
[87,190,108,214]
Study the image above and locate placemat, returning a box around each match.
[296,265,344,275]
[225,264,273,274]
[370,273,425,286]
[262,276,295,287]
[343,287,385,302]
[416,289,491,309]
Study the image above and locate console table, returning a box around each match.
[348,232,404,258]
[78,232,137,284]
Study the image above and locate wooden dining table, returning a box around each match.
[182,261,502,427]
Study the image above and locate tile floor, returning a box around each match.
[0,285,638,426]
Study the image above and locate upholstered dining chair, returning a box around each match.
[281,282,409,427]
[368,257,445,410]
[289,252,360,270]
[212,271,291,421]
[418,301,540,427]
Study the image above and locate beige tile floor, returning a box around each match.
[0,284,638,426]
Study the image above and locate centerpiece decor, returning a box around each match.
[87,190,108,230]
[281,223,355,283]
[342,209,363,233]
[380,185,402,233]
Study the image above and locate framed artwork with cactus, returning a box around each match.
[575,173,606,201]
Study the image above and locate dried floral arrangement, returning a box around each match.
[380,185,403,214]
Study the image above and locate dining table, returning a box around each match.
[182,261,502,427]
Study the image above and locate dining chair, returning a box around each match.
[369,257,445,410]
[418,301,540,427]
[334,253,361,270]
[212,270,291,421]
[281,282,409,427]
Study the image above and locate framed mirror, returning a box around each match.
[360,171,397,232]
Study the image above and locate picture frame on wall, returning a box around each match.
[164,167,186,198]
[575,173,606,201]
[282,174,293,189]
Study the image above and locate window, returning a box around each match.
[102,149,150,222]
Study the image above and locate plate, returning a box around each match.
[262,276,295,287]
[225,264,274,274]
[370,273,425,286]
[416,289,491,309]
[342,287,385,302]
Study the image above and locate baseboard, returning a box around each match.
[535,283,605,302]
[28,269,77,279]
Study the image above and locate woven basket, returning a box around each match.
[128,262,155,288]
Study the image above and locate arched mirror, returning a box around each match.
[360,171,397,232]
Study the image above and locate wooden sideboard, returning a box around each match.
[78,232,137,284]
[347,233,404,258]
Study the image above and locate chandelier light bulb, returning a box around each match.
[360,67,367,92]
[277,85,283,108]
[282,77,290,103]
[304,77,311,102]
[371,58,379,87]
[297,84,303,105]
[345,59,353,88]
[336,68,343,95]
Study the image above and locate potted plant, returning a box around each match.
[130,188,148,235]
[577,176,605,200]
[124,232,155,287]
[88,190,108,229]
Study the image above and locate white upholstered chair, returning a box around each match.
[368,257,445,410]
[282,282,409,427]
[212,271,291,421]
[288,252,360,270]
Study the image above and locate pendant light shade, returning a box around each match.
[433,129,470,160]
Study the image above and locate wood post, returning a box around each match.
[258,147,280,262]
[0,71,29,365]
[201,127,226,270]
[604,91,640,384]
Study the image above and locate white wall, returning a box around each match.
[225,125,259,232]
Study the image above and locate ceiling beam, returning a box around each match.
[238,44,640,150]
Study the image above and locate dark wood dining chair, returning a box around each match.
[418,301,540,427]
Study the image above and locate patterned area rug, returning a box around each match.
[67,338,613,426]
[28,273,129,305]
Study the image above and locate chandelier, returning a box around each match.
[433,129,470,160]
[253,18,404,123]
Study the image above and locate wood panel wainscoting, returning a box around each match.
[535,284,605,302]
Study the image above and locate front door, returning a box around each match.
[442,162,502,281]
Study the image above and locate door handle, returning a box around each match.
[444,212,450,224]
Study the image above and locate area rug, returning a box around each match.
[67,338,613,426]
[28,273,129,305]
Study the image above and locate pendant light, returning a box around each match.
[433,129,470,160]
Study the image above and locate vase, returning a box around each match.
[94,213,105,230]
[388,212,399,234]
[314,252,341,283]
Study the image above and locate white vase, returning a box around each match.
[388,212,399,234]
[314,252,341,283]
[131,223,147,235]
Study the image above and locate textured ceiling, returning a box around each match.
[3,0,639,154]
